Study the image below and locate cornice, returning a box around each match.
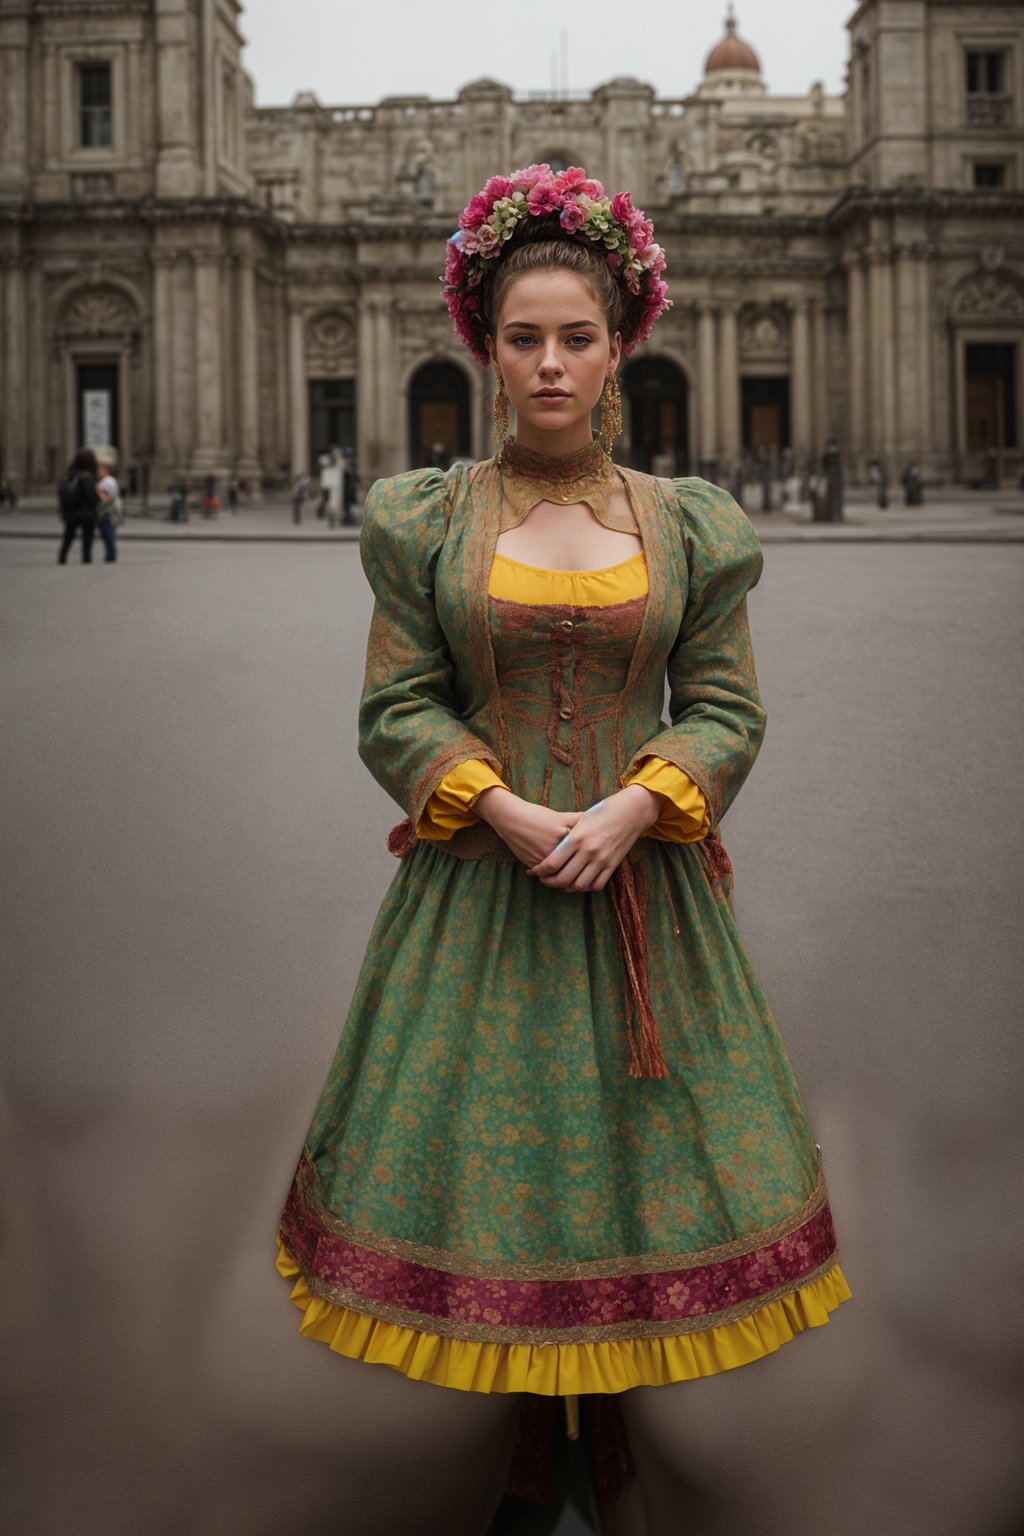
[827,186,1024,229]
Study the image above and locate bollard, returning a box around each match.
[760,454,772,514]
[818,439,843,522]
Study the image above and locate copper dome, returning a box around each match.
[704,10,761,75]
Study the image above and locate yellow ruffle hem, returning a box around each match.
[275,1238,852,1396]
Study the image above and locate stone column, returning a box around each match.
[697,300,718,471]
[0,13,30,197]
[192,249,224,470]
[867,247,897,465]
[28,261,46,483]
[916,246,933,467]
[374,297,400,476]
[274,281,289,473]
[717,301,740,461]
[844,253,866,472]
[357,295,380,483]
[895,245,921,456]
[152,251,176,474]
[3,256,28,482]
[813,300,829,455]
[789,298,812,465]
[288,303,308,477]
[236,252,260,473]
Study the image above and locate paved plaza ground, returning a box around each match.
[2,478,1024,546]
[1,532,1021,1536]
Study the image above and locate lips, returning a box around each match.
[533,390,570,399]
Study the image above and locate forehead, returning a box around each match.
[498,268,603,324]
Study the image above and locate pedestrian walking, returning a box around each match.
[274,162,852,1507]
[57,448,101,564]
[292,472,309,526]
[96,449,123,563]
[200,473,220,518]
[342,455,358,525]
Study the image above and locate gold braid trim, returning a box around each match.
[290,1254,842,1346]
[295,1145,827,1282]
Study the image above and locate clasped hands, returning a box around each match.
[474,784,661,893]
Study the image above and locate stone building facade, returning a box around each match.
[0,0,1022,491]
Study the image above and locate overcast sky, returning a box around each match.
[241,0,855,110]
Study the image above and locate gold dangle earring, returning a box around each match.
[492,375,511,449]
[600,372,623,456]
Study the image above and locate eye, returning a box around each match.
[567,334,593,347]
[510,335,537,347]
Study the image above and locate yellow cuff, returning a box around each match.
[622,756,710,843]
[416,759,510,841]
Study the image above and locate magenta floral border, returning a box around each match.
[280,1169,839,1342]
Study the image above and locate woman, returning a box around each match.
[57,448,101,565]
[275,166,851,1513]
[96,449,121,564]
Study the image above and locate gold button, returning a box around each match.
[560,494,570,503]
[559,705,574,720]
[558,619,574,632]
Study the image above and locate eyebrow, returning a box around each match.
[501,320,600,332]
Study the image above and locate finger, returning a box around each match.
[529,829,579,877]
[566,861,605,893]
[540,850,591,888]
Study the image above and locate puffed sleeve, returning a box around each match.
[621,756,711,842]
[622,479,766,827]
[417,759,511,840]
[358,470,503,827]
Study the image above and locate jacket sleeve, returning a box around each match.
[357,470,503,826]
[622,479,766,827]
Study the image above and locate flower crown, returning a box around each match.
[442,164,671,366]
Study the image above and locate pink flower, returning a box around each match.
[459,193,492,230]
[554,166,602,197]
[559,200,586,232]
[611,191,633,224]
[476,224,500,255]
[606,251,623,271]
[511,163,549,192]
[527,181,562,216]
[483,175,515,202]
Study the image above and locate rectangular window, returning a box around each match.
[964,49,1012,126]
[965,50,1005,95]
[79,63,112,148]
[973,161,1007,188]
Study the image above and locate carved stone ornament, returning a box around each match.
[951,272,1024,321]
[305,309,355,373]
[739,306,790,357]
[57,285,139,340]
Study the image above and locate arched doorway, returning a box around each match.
[621,358,688,474]
[409,362,471,468]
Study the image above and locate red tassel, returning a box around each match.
[386,818,417,859]
[609,857,669,1079]
[701,828,733,882]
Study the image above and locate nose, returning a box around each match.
[537,339,564,378]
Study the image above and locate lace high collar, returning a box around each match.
[495,437,636,531]
[499,436,610,490]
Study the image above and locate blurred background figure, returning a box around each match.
[96,447,122,564]
[56,448,100,565]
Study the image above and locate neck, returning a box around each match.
[511,421,598,459]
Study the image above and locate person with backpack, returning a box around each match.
[57,449,101,564]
